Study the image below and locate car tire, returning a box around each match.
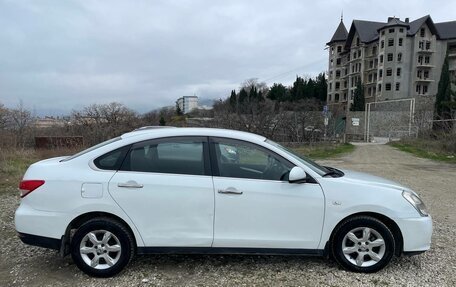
[331,216,395,273]
[70,217,135,277]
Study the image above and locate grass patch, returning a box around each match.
[0,148,77,191]
[292,143,355,160]
[390,141,456,163]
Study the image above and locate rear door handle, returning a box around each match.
[118,181,144,188]
[218,188,243,195]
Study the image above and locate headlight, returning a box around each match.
[402,190,429,217]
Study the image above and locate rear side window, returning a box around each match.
[120,137,209,176]
[94,145,130,170]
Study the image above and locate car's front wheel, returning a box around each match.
[331,216,395,273]
[70,218,135,277]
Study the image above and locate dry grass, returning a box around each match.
[0,148,81,191]
[390,134,456,163]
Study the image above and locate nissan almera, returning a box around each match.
[15,127,432,277]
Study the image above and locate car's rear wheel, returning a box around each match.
[70,218,135,277]
[331,216,395,273]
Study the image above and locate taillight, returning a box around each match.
[19,180,45,198]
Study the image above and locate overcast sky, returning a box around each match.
[1,0,455,115]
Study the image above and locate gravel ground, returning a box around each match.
[1,143,455,286]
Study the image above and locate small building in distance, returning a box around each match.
[177,96,199,114]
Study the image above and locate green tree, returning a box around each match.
[159,116,166,126]
[350,79,365,111]
[175,101,183,116]
[314,73,328,102]
[433,52,456,131]
[229,90,237,112]
[267,83,288,101]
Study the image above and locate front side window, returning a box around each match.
[120,137,208,176]
[211,138,293,181]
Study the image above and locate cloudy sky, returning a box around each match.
[1,0,455,115]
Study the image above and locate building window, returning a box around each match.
[329,83,332,90]
[380,55,384,63]
[329,70,333,77]
[416,84,421,93]
[372,46,377,55]
[387,53,393,61]
[396,82,400,91]
[353,52,357,59]
[344,93,347,101]
[335,93,340,102]
[399,38,403,46]
[358,50,361,57]
[426,41,431,50]
[397,53,402,62]
[381,40,385,48]
[419,41,423,49]
[337,46,342,53]
[381,30,385,36]
[400,28,404,33]
[385,83,392,91]
[356,37,360,46]
[397,68,401,76]
[336,58,341,65]
[336,70,341,78]
[417,70,422,78]
[418,55,423,64]
[425,56,430,64]
[389,28,395,33]
[328,94,332,101]
[344,81,347,88]
[335,82,340,90]
[420,28,425,37]
[386,68,392,76]
[388,39,394,46]
[369,60,374,68]
[378,84,382,92]
[379,69,383,78]
[424,70,429,79]
[423,85,428,94]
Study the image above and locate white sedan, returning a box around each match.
[15,127,432,277]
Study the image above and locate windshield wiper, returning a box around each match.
[322,166,343,177]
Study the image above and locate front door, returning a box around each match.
[210,137,325,249]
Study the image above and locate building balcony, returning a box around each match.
[417,48,434,53]
[364,81,377,86]
[364,66,378,72]
[416,63,434,68]
[416,77,434,82]
[448,51,456,58]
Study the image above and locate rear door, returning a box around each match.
[108,136,215,247]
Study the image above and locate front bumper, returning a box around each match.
[396,215,432,252]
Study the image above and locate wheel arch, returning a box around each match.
[61,211,139,256]
[327,212,404,257]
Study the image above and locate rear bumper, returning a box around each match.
[18,232,61,251]
[396,215,432,252]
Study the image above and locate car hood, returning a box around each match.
[338,169,407,191]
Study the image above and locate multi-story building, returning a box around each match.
[177,96,199,114]
[326,15,456,112]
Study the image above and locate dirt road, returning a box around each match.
[1,144,455,286]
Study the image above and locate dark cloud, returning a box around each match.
[0,0,454,115]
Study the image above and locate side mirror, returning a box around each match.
[289,166,307,183]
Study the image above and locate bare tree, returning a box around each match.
[7,101,34,147]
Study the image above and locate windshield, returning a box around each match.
[60,137,122,162]
[266,139,330,176]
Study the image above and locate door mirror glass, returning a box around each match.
[289,166,307,183]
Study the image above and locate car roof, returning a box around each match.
[121,127,267,143]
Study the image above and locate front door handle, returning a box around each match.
[118,181,144,188]
[218,188,243,195]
